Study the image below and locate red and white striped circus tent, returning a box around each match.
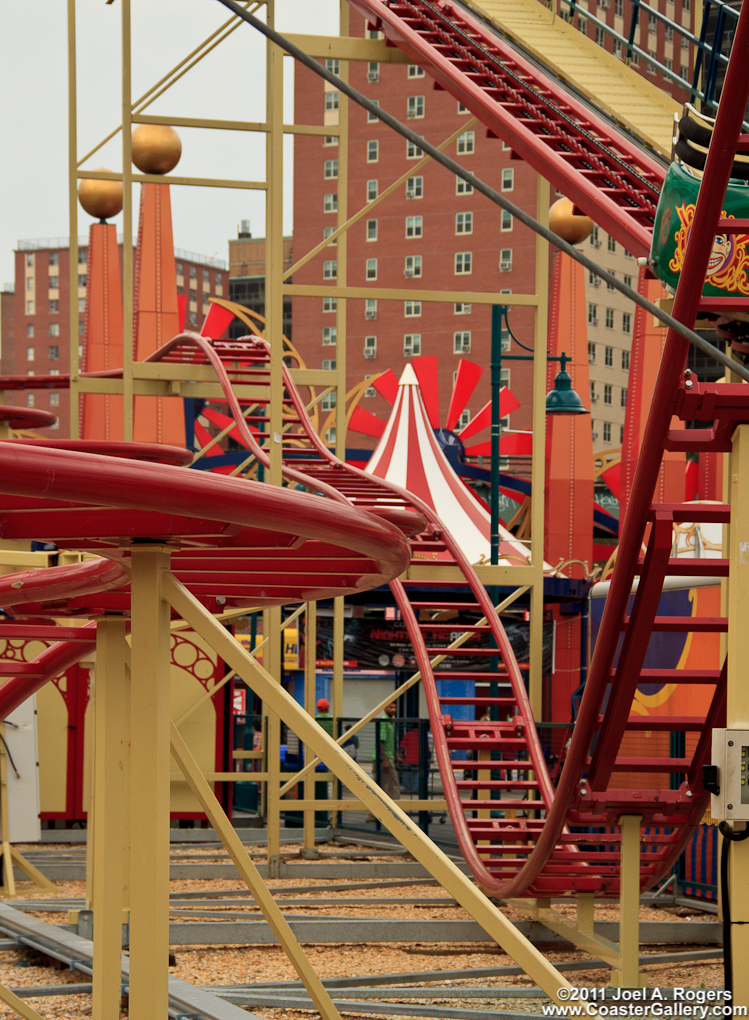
[365,364,535,567]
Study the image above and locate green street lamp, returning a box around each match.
[545,352,590,416]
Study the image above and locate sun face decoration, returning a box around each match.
[669,204,749,295]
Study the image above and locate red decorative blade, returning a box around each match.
[201,303,235,338]
[600,462,621,498]
[193,420,222,457]
[445,360,483,431]
[464,431,533,456]
[456,388,520,442]
[177,293,187,333]
[202,406,257,445]
[411,355,440,427]
[372,370,398,404]
[349,405,387,438]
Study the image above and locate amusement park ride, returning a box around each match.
[2,0,749,1015]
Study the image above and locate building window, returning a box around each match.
[648,12,657,30]
[367,140,379,162]
[176,262,184,276]
[621,349,630,370]
[322,326,337,346]
[26,347,34,362]
[366,219,378,241]
[457,101,469,114]
[405,255,422,277]
[406,215,423,238]
[680,63,689,79]
[323,135,337,146]
[325,91,339,112]
[406,175,423,199]
[26,393,34,408]
[324,193,338,213]
[78,295,86,310]
[621,387,628,407]
[50,392,59,407]
[49,323,60,337]
[322,391,336,411]
[49,345,59,360]
[324,159,338,178]
[457,131,475,154]
[364,337,377,357]
[603,422,612,443]
[590,381,597,402]
[591,226,600,246]
[367,100,380,123]
[404,334,421,356]
[456,178,473,195]
[25,254,34,267]
[605,308,615,329]
[366,258,378,280]
[455,252,472,275]
[613,39,623,58]
[607,235,617,253]
[604,345,614,367]
[501,210,513,232]
[588,303,598,325]
[623,274,633,289]
[49,300,58,313]
[455,212,473,234]
[604,383,612,405]
[325,59,340,74]
[49,252,59,267]
[501,168,514,191]
[365,299,377,319]
[453,331,471,353]
[622,312,632,334]
[407,95,424,118]
[499,249,512,271]
[364,376,376,398]
[588,341,596,362]
[406,140,423,159]
[614,0,623,13]
[322,359,336,371]
[323,227,337,246]
[620,424,624,444]
[25,300,34,315]
[366,179,378,201]
[49,276,60,290]
[26,324,34,339]
[367,61,379,81]
[323,260,337,279]
[325,428,336,444]
[454,302,472,315]
[589,270,599,285]
[405,300,421,317]
[606,272,615,291]
[408,64,425,77]
[189,266,197,280]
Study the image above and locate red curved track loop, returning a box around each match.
[345,0,665,256]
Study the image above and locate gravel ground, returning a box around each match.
[0,842,723,1019]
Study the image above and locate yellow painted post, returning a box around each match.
[92,617,129,1020]
[67,0,80,439]
[121,0,134,441]
[726,424,749,1006]
[611,814,644,987]
[331,595,345,827]
[129,548,172,1019]
[335,0,349,462]
[577,893,595,934]
[529,176,550,721]
[265,605,283,866]
[304,602,317,848]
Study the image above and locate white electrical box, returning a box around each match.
[711,729,749,822]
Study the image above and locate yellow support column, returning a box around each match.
[727,424,749,1007]
[92,617,129,1020]
[331,595,345,828]
[611,814,644,988]
[265,605,283,867]
[265,1,284,488]
[129,548,172,1019]
[304,601,317,848]
[0,726,15,898]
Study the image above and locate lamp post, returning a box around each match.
[489,305,588,568]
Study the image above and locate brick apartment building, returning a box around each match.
[1,238,227,438]
[228,222,294,340]
[292,3,696,457]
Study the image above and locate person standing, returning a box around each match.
[371,701,402,803]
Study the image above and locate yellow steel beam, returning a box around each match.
[133,113,338,137]
[283,284,539,306]
[163,571,576,1005]
[170,721,344,1020]
[67,0,80,439]
[611,815,645,987]
[282,34,411,62]
[77,169,266,191]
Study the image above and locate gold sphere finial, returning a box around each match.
[77,170,123,221]
[549,197,594,245]
[131,124,182,176]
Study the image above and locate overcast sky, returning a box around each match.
[0,0,340,284]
